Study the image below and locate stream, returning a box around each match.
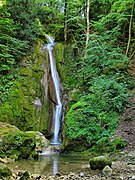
[8,155,90,176]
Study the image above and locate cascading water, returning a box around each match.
[46,35,62,145]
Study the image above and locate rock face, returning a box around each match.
[0,40,53,135]
[89,156,112,170]
[0,122,49,159]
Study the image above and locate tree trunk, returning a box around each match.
[85,0,90,50]
[64,0,68,41]
[126,1,134,56]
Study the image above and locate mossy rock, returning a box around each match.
[20,68,33,77]
[0,162,12,179]
[61,139,87,153]
[0,122,20,137]
[0,122,51,159]
[0,39,52,133]
[26,131,50,150]
[0,122,37,159]
[1,131,37,159]
[89,156,112,170]
[20,170,31,180]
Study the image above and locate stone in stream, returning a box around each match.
[89,156,112,170]
[131,175,135,180]
[102,165,112,176]
[19,170,31,180]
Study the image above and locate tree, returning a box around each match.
[0,6,27,74]
[6,0,43,43]
[126,0,135,56]
[85,0,90,50]
[93,0,135,53]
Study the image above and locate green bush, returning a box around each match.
[110,137,127,150]
[64,33,130,152]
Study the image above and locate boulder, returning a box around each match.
[89,156,112,170]
[102,165,112,176]
[131,176,135,180]
[19,170,31,180]
[0,122,49,160]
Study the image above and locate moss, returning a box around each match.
[0,122,44,160]
[0,39,52,134]
[61,140,87,153]
[20,170,31,180]
[0,122,20,136]
[89,156,112,170]
[0,162,12,179]
[1,103,13,122]
[0,122,50,160]
[25,131,49,149]
[54,43,79,90]
[20,68,33,77]
[1,131,36,159]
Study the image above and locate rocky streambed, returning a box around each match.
[0,149,135,180]
[1,164,135,180]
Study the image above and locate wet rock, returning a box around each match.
[117,177,124,180]
[27,131,50,151]
[110,176,123,180]
[56,172,62,176]
[89,156,112,170]
[0,162,12,179]
[131,175,135,180]
[31,173,43,179]
[102,165,112,176]
[19,170,31,180]
[80,172,86,177]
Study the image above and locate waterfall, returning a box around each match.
[46,35,62,145]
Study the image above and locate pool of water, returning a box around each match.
[8,154,90,176]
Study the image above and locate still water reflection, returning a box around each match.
[8,155,89,176]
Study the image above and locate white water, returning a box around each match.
[46,35,62,145]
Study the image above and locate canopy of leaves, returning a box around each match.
[0,1,43,103]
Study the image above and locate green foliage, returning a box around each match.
[1,131,36,159]
[64,32,130,152]
[87,137,127,154]
[0,0,134,155]
[0,1,43,103]
[65,97,118,146]
[36,0,64,38]
[81,34,129,84]
[93,0,135,48]
[110,137,127,150]
[6,0,43,42]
